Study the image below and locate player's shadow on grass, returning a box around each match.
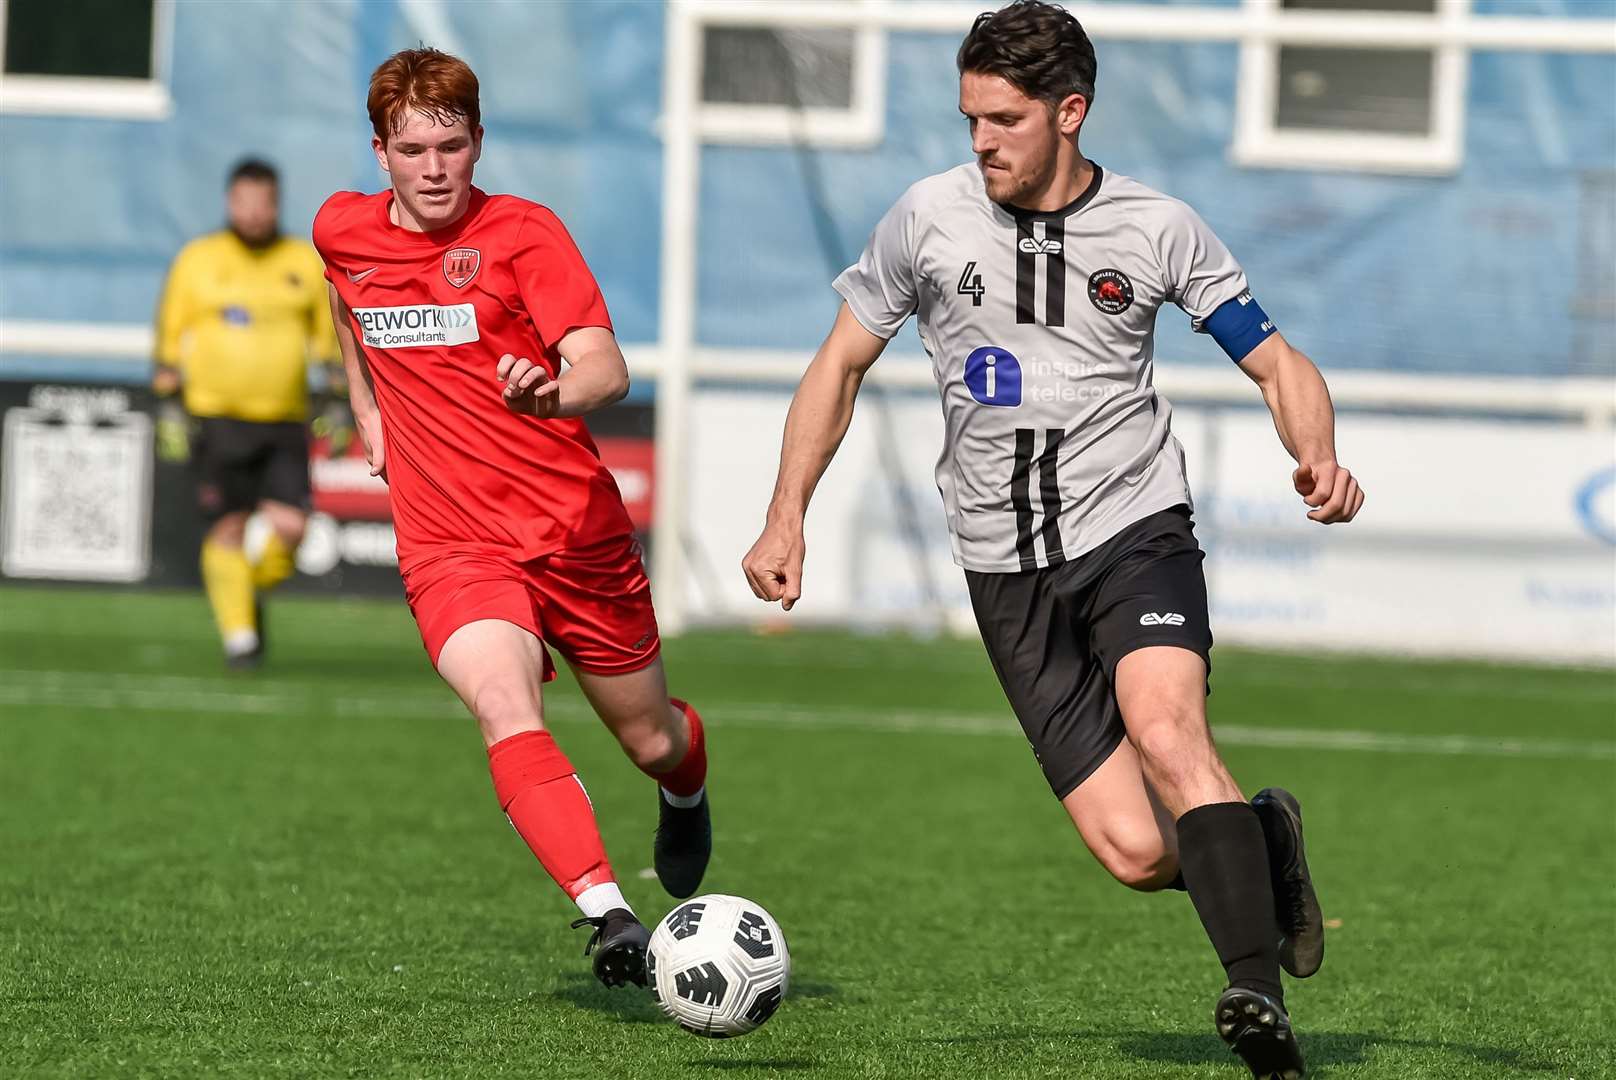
[1113,1030,1565,1074]
[783,979,840,1001]
[687,1061,817,1072]
[550,975,841,1028]
[924,1029,1565,1075]
[549,972,667,1024]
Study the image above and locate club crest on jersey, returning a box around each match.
[443,247,480,288]
[1087,268,1134,315]
[964,345,1022,407]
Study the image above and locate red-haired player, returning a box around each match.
[315,48,709,989]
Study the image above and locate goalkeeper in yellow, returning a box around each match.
[153,158,343,668]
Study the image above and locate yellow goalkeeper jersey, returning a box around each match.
[155,231,337,423]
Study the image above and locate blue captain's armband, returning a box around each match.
[1201,291,1277,362]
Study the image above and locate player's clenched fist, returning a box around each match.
[742,523,806,611]
[1293,460,1364,524]
[496,353,562,418]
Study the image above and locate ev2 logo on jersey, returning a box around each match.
[1017,236,1063,255]
[964,346,1022,407]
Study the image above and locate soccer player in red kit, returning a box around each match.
[314,48,709,989]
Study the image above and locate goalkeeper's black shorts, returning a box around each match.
[965,505,1213,800]
[191,416,312,520]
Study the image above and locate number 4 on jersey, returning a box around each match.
[957,262,986,306]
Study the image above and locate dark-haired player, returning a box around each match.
[315,48,712,989]
[743,3,1361,1075]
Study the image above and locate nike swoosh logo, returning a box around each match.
[346,267,379,283]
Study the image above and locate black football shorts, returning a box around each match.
[965,505,1214,800]
[192,417,312,520]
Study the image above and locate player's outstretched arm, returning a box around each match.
[496,326,628,420]
[1237,333,1364,524]
[742,304,889,610]
[328,282,386,479]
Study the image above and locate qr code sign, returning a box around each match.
[2,407,152,581]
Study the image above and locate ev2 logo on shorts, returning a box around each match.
[964,346,1022,407]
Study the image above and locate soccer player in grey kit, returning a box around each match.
[743,3,1363,1077]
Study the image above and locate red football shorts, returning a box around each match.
[401,534,661,678]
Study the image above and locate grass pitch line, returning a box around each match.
[1,668,1612,762]
[711,647,1616,704]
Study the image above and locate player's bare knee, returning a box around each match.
[278,520,307,548]
[1127,711,1203,770]
[619,721,679,772]
[470,681,542,736]
[208,514,248,546]
[1109,860,1165,891]
[1095,831,1177,891]
[1119,850,1180,891]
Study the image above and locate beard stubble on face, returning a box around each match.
[980,150,1056,207]
[229,222,279,250]
[978,121,1060,208]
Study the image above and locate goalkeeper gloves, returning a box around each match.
[311,397,356,457]
[155,398,192,464]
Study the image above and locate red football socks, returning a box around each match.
[650,698,708,798]
[487,730,614,899]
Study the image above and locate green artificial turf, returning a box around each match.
[1,585,1612,1079]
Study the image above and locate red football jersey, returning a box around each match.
[314,187,635,568]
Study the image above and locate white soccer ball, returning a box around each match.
[647,893,790,1038]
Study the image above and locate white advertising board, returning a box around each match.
[684,386,1615,665]
[1,387,153,583]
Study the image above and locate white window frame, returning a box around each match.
[1234,0,1470,174]
[692,11,887,149]
[0,0,174,120]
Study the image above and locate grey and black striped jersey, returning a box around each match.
[834,163,1259,574]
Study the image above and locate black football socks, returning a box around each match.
[1175,801,1284,1000]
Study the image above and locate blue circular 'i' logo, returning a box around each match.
[1575,466,1616,546]
[964,346,1021,407]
